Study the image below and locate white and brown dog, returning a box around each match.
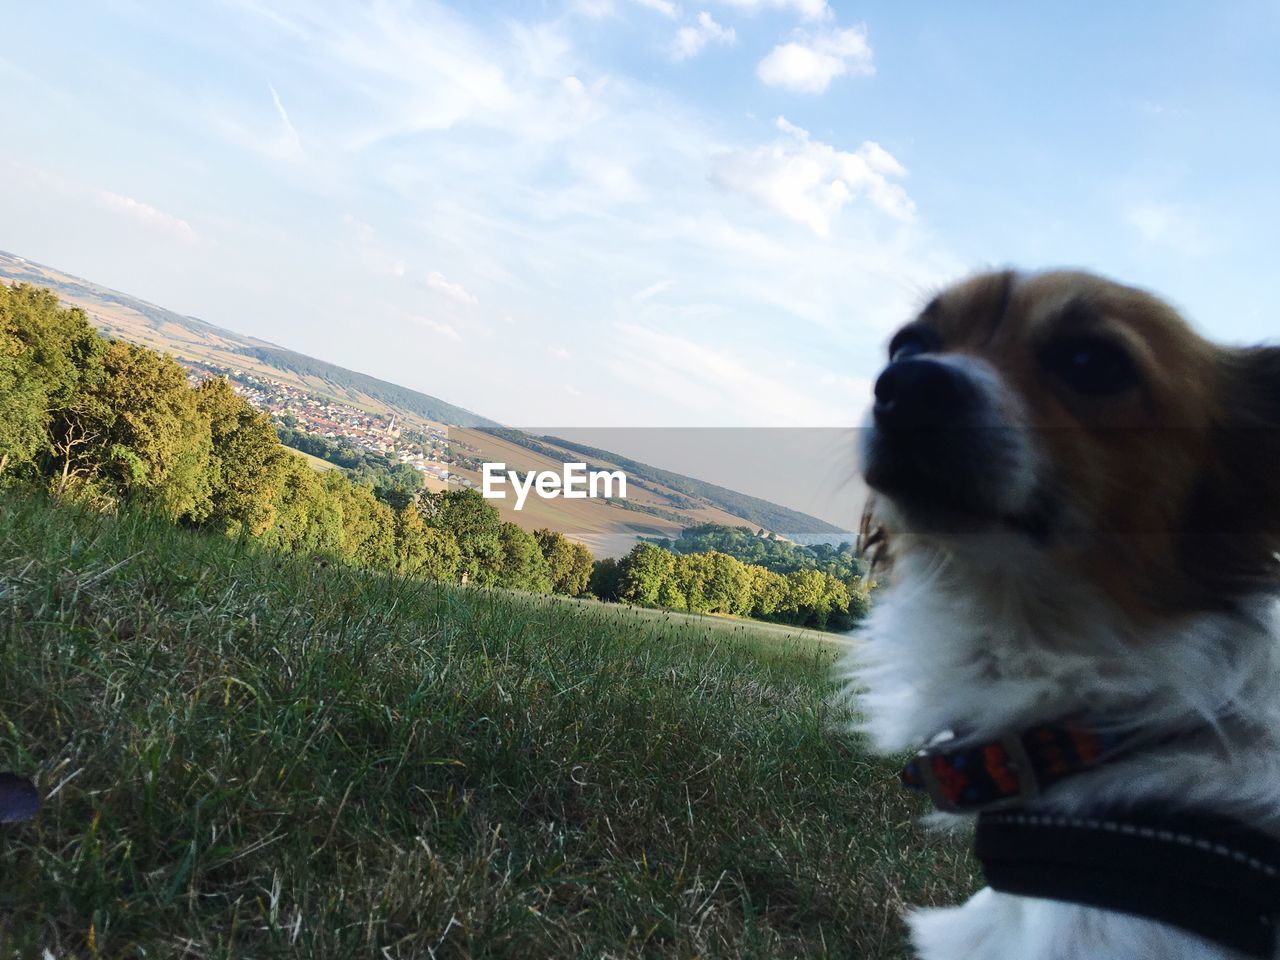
[847,269,1280,960]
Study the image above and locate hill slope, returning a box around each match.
[0,250,846,545]
[0,492,977,958]
[0,249,497,428]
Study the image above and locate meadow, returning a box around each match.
[0,492,978,958]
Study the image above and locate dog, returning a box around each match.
[844,269,1280,959]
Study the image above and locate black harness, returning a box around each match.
[901,723,1280,958]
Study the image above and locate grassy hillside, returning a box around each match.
[0,493,976,957]
[0,250,496,429]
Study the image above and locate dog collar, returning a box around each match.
[900,722,1133,812]
[976,806,1280,958]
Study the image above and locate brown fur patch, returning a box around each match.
[875,269,1280,618]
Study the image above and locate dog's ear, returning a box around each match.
[1181,347,1280,602]
[1221,345,1280,515]
[1227,345,1280,423]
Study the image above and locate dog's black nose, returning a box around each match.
[873,358,978,427]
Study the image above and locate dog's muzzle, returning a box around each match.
[861,355,1032,526]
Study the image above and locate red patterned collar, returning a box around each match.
[900,722,1133,813]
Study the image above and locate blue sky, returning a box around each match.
[1,0,1276,428]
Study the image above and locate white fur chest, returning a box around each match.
[843,549,1280,960]
[908,888,1256,960]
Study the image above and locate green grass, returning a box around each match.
[523,593,846,650]
[0,491,978,958]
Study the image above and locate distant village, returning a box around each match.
[182,360,481,487]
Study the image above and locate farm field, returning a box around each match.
[441,427,759,557]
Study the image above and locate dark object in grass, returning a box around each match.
[0,773,40,823]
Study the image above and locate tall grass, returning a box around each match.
[0,491,977,958]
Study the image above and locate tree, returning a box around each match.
[0,302,47,476]
[326,472,397,569]
[0,283,105,479]
[418,527,462,582]
[0,364,47,479]
[816,572,852,631]
[657,570,688,611]
[657,523,868,583]
[534,528,594,596]
[351,460,422,496]
[618,543,676,606]
[263,453,345,557]
[589,557,623,601]
[496,522,552,592]
[392,499,429,573]
[535,528,573,589]
[193,377,287,535]
[676,552,714,613]
[419,488,503,585]
[565,542,594,597]
[778,568,851,629]
[73,341,212,520]
[781,569,822,623]
[844,575,872,625]
[707,552,751,615]
[748,566,789,618]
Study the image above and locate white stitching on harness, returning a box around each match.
[985,812,1280,878]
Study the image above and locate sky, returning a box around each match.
[1,0,1277,429]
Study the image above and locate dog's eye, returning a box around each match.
[888,326,938,363]
[1040,336,1138,395]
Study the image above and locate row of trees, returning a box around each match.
[0,282,591,596]
[646,523,866,581]
[591,542,868,632]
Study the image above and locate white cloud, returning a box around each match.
[341,213,412,279]
[569,152,645,201]
[634,0,681,16]
[0,53,55,92]
[673,12,736,60]
[248,4,519,147]
[635,279,675,300]
[25,0,958,428]
[96,191,198,244]
[611,322,844,425]
[341,212,376,245]
[1125,203,1208,257]
[571,0,683,22]
[340,216,485,306]
[267,82,303,158]
[715,0,830,20]
[817,371,874,409]
[414,316,463,341]
[757,25,874,93]
[426,271,480,306]
[209,82,305,161]
[549,346,572,359]
[709,116,914,235]
[571,0,616,16]
[223,3,614,164]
